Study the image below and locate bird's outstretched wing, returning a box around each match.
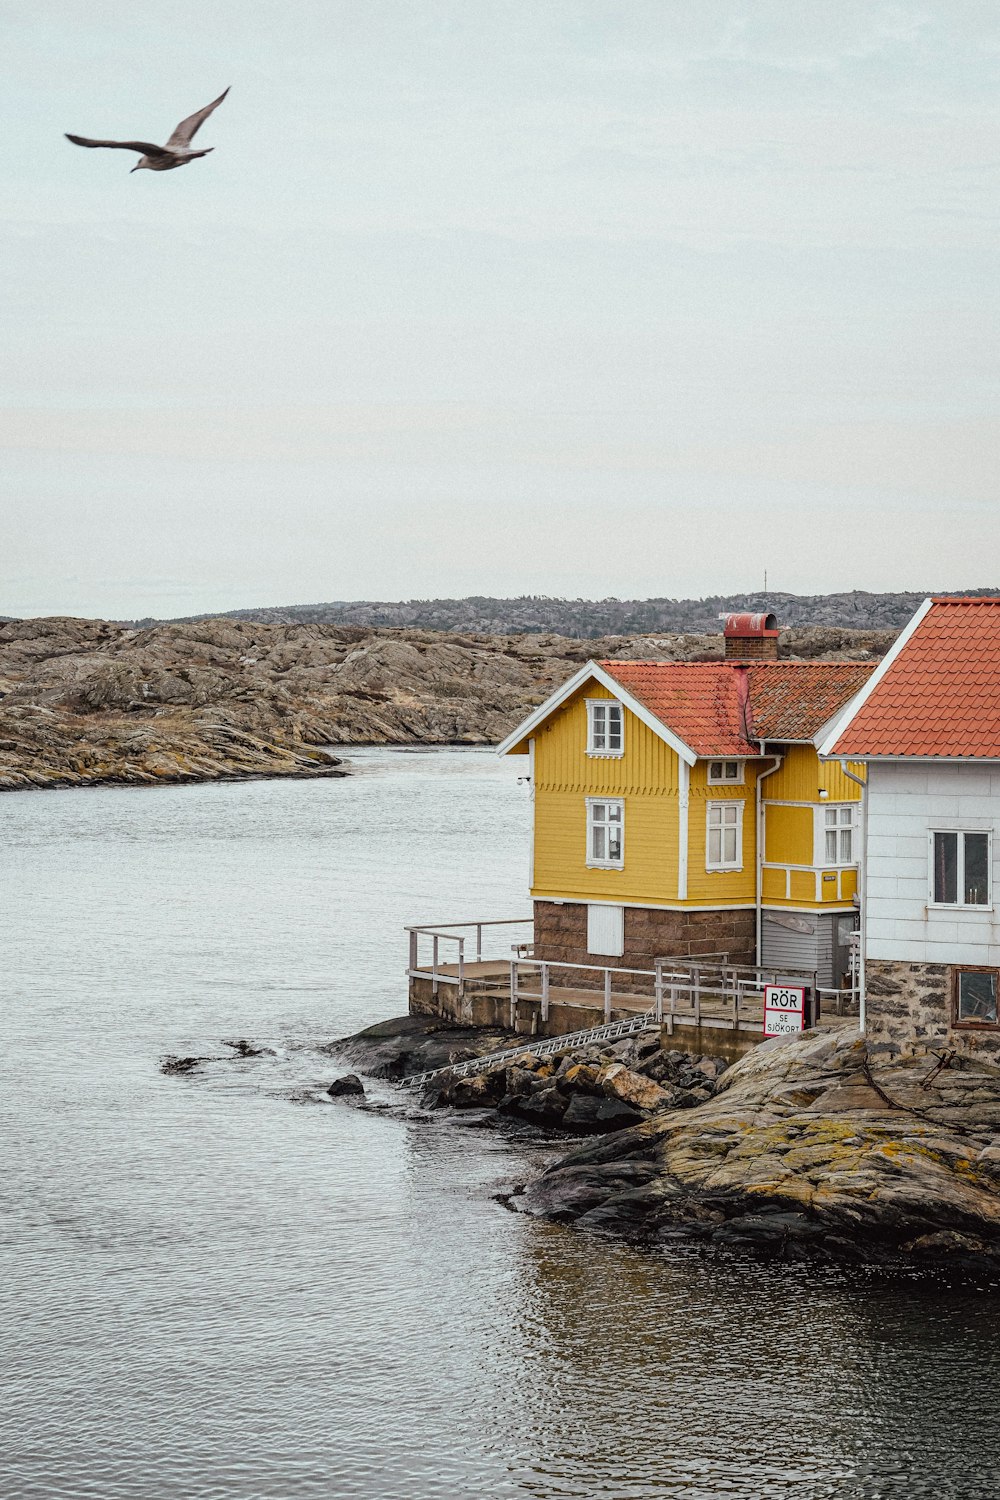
[65,134,170,156]
[167,87,230,148]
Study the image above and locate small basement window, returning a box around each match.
[931,831,991,908]
[586,798,624,868]
[955,968,999,1028]
[587,700,624,756]
[708,760,744,784]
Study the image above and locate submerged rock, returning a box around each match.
[222,1038,273,1058]
[160,1054,210,1075]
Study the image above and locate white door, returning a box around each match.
[587,904,624,957]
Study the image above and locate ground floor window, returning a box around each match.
[586,798,624,868]
[706,800,743,870]
[954,967,999,1027]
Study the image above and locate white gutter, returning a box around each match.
[755,751,784,964]
[840,760,868,1036]
[677,758,689,900]
[527,737,535,891]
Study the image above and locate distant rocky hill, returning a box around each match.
[0,616,894,791]
[144,588,999,637]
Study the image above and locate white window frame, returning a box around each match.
[707,759,744,785]
[586,699,625,758]
[586,797,625,869]
[815,804,856,867]
[706,800,744,872]
[928,829,993,910]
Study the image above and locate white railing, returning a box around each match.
[405,917,533,995]
[817,981,862,1016]
[503,955,820,1034]
[406,920,838,1033]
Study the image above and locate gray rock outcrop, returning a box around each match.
[515,1029,1000,1269]
[0,616,893,791]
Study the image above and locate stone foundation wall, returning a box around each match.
[533,900,756,983]
[866,958,1000,1060]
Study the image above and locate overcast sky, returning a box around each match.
[3,1,999,619]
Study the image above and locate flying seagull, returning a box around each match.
[66,88,230,172]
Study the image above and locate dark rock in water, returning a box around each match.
[331,1014,513,1081]
[450,1109,501,1130]
[160,1055,209,1075]
[562,1094,645,1134]
[327,1074,365,1098]
[222,1038,272,1058]
[500,1085,569,1127]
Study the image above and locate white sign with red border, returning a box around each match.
[763,984,807,1037]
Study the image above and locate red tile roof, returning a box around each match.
[829,598,1000,758]
[599,660,873,757]
[746,663,874,742]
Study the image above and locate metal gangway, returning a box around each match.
[398,1002,662,1090]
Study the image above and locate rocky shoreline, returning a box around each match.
[0,615,892,791]
[334,1016,1000,1273]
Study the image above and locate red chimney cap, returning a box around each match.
[721,611,779,638]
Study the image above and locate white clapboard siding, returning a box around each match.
[866,761,1000,964]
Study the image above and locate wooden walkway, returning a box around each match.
[409,958,856,1038]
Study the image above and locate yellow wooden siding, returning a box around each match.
[531,684,679,796]
[532,789,679,905]
[789,869,816,904]
[761,865,858,907]
[763,803,813,866]
[684,760,756,905]
[530,685,682,905]
[764,745,863,803]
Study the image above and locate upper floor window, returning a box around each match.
[587,700,624,756]
[708,760,744,784]
[931,831,991,908]
[822,805,855,866]
[706,801,743,871]
[586,798,624,868]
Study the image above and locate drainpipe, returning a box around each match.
[840,761,868,1036]
[755,748,783,968]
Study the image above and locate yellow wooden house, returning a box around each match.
[498,615,872,989]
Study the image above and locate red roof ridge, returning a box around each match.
[599,658,871,669]
[930,596,1000,605]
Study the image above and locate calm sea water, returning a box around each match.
[3,747,1000,1500]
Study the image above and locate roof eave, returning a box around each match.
[828,752,1000,764]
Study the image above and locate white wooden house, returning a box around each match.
[820,597,1000,1056]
